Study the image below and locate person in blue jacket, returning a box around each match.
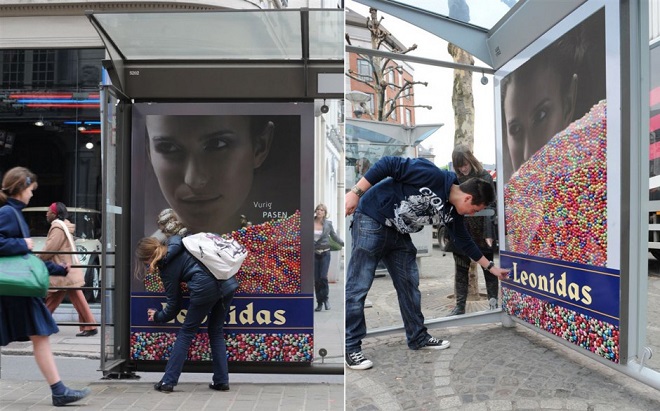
[344,156,510,370]
[0,166,91,406]
[135,235,239,393]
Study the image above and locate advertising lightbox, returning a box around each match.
[496,1,622,363]
[129,102,314,364]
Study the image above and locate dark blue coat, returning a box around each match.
[0,198,61,346]
[0,198,31,256]
[358,156,483,262]
[154,235,238,323]
[0,199,65,275]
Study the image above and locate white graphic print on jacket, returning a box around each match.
[385,187,454,234]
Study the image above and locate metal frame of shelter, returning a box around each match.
[354,0,659,390]
[87,8,344,377]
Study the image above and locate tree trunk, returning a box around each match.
[448,43,480,300]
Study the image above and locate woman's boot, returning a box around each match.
[449,255,469,316]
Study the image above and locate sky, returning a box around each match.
[346,0,513,167]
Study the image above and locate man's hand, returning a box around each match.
[489,266,510,280]
[345,191,359,216]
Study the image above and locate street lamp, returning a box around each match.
[345,91,371,118]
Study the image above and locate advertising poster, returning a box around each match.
[498,5,622,363]
[129,102,314,364]
[649,41,660,199]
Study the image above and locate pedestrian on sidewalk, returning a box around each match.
[313,203,343,312]
[40,202,98,337]
[0,167,91,406]
[448,146,499,316]
[136,235,238,393]
[344,156,510,370]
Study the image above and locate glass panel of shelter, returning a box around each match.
[93,11,303,60]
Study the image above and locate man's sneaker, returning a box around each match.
[346,351,373,370]
[488,298,498,310]
[420,336,451,350]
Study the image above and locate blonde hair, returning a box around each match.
[134,237,167,279]
[315,203,328,221]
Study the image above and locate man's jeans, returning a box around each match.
[345,212,430,353]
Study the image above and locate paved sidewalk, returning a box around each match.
[0,282,344,410]
[0,379,343,410]
[346,248,660,410]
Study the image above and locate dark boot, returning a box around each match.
[315,303,323,312]
[449,254,469,316]
[448,305,465,316]
[484,266,500,309]
[324,300,330,310]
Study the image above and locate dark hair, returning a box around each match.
[0,167,38,205]
[459,177,494,206]
[53,202,68,220]
[451,145,484,174]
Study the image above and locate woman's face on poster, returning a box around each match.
[146,115,272,233]
[504,67,575,172]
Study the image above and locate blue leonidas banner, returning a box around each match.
[131,293,314,333]
[500,251,620,325]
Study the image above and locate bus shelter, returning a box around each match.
[354,0,660,390]
[86,8,343,377]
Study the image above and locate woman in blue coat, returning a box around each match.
[0,166,91,406]
[135,235,239,393]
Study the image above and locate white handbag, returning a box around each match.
[182,233,247,280]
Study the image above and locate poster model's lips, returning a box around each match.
[179,194,221,202]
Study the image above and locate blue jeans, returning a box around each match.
[345,212,430,353]
[314,251,331,304]
[161,276,237,386]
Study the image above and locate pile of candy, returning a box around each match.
[143,211,301,294]
[232,210,301,294]
[129,331,314,362]
[504,100,608,266]
[144,269,188,294]
[502,287,619,363]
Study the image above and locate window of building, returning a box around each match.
[366,93,374,116]
[405,109,412,125]
[1,50,25,88]
[357,58,372,81]
[32,50,55,88]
